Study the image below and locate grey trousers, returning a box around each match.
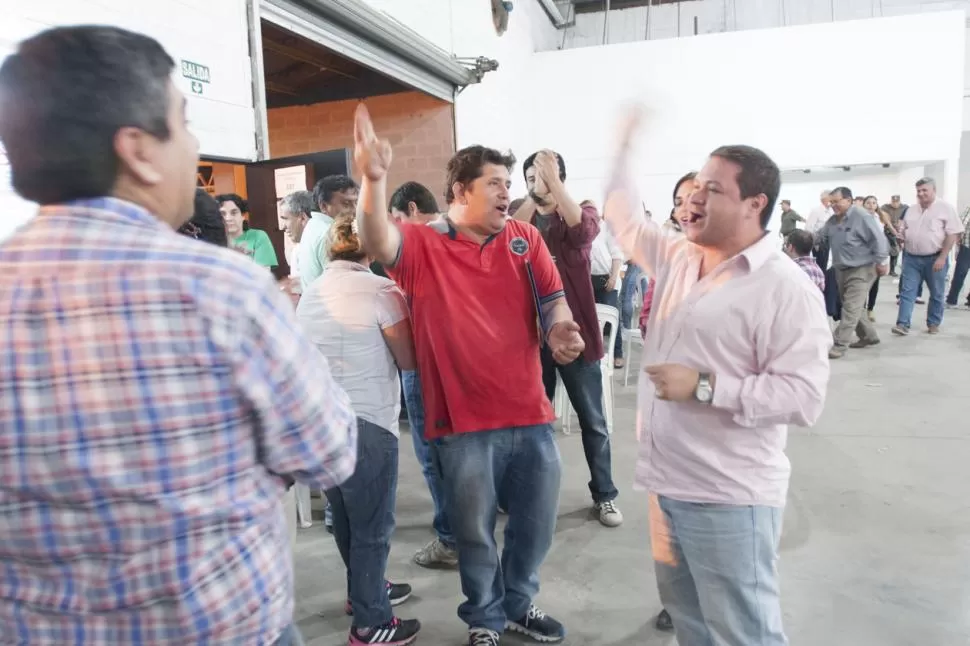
[833,264,879,348]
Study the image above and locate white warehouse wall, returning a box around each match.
[557,0,970,49]
[457,11,965,214]
[0,0,257,241]
[0,0,257,162]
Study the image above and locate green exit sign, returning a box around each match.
[180,60,210,84]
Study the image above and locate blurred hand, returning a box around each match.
[644,363,700,402]
[605,275,617,292]
[548,320,584,365]
[933,256,946,273]
[876,264,889,276]
[535,150,561,188]
[614,103,646,154]
[353,104,392,182]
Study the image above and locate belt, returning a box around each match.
[904,251,940,258]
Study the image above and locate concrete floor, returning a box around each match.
[291,282,970,646]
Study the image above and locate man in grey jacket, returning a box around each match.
[817,186,889,358]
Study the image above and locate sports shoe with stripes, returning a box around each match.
[506,604,565,643]
[348,617,420,645]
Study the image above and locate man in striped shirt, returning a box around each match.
[785,229,826,292]
[0,26,357,646]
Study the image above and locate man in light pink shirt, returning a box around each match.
[604,110,830,646]
[893,177,964,335]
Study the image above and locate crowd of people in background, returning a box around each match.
[0,23,968,646]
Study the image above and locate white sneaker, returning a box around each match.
[594,500,623,527]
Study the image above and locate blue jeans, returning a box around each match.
[402,370,454,548]
[649,495,787,646]
[273,624,305,646]
[325,419,398,628]
[617,264,646,358]
[540,347,618,504]
[431,425,562,633]
[896,251,948,328]
[945,245,970,305]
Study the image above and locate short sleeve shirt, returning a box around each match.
[387,218,563,439]
[232,228,278,267]
[297,260,409,435]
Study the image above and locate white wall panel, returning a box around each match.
[559,0,970,50]
[0,0,257,240]
[459,11,965,212]
[4,0,258,163]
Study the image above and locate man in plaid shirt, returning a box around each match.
[785,229,826,292]
[0,26,357,645]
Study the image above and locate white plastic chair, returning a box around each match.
[623,276,645,387]
[596,303,620,434]
[554,304,620,435]
[294,483,313,528]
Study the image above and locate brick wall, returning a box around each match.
[267,91,456,206]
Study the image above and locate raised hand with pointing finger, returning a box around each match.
[353,103,392,182]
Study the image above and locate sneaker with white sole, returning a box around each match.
[349,617,420,645]
[506,604,565,643]
[594,500,623,527]
[413,538,458,569]
[468,628,501,646]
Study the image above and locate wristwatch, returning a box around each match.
[694,373,714,404]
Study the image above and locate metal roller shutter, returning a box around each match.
[259,0,476,103]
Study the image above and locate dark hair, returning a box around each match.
[709,145,780,229]
[830,186,853,200]
[327,216,367,263]
[445,145,516,204]
[0,26,174,204]
[179,189,228,247]
[672,171,697,204]
[215,193,248,214]
[389,181,439,215]
[915,177,935,188]
[786,229,814,256]
[313,175,358,209]
[522,151,566,182]
[781,199,791,206]
[864,195,878,204]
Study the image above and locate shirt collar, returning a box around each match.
[40,197,165,230]
[684,231,777,274]
[327,259,370,273]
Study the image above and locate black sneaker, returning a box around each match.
[506,604,565,643]
[349,617,420,645]
[345,581,412,615]
[655,608,674,631]
[468,628,501,646]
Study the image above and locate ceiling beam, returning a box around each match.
[261,39,358,81]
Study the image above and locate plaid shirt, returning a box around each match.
[0,198,357,645]
[793,255,826,292]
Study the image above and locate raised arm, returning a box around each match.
[602,107,676,277]
[354,104,401,266]
[513,195,537,223]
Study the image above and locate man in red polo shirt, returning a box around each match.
[354,104,582,646]
[514,150,622,528]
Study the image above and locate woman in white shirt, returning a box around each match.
[295,216,420,646]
